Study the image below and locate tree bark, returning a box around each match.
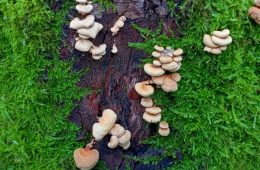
[60,0,181,169]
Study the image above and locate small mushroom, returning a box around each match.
[77,22,103,39]
[203,46,212,53]
[211,36,232,46]
[248,7,260,24]
[135,81,154,97]
[111,43,118,54]
[173,56,182,62]
[73,146,99,170]
[141,97,153,107]
[152,75,165,85]
[152,51,162,58]
[143,112,161,123]
[159,121,169,129]
[110,16,126,35]
[159,56,173,64]
[203,34,218,48]
[158,127,170,137]
[162,61,179,71]
[108,136,119,149]
[211,48,222,55]
[98,109,117,131]
[118,130,131,145]
[144,63,165,76]
[171,73,181,82]
[154,45,164,52]
[70,15,95,30]
[255,0,260,7]
[91,44,107,56]
[120,141,131,150]
[110,124,125,138]
[161,76,178,92]
[145,106,161,115]
[76,4,93,14]
[212,29,230,39]
[153,60,162,66]
[172,48,183,56]
[75,40,93,52]
[92,123,107,141]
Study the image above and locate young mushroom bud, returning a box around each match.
[121,141,131,150]
[135,81,154,97]
[76,4,93,14]
[73,145,99,170]
[75,40,93,52]
[92,123,107,141]
[141,98,153,108]
[108,136,119,149]
[153,60,162,66]
[77,22,103,39]
[110,16,126,35]
[111,43,118,54]
[144,63,165,76]
[110,124,125,138]
[152,51,162,58]
[70,15,95,30]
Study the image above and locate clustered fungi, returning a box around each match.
[203,29,232,55]
[74,109,131,170]
[135,46,184,136]
[248,0,260,24]
[70,0,107,60]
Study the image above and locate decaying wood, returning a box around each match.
[59,0,182,169]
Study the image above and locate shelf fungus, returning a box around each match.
[158,121,170,136]
[69,0,106,60]
[248,1,260,24]
[108,124,131,150]
[203,29,232,55]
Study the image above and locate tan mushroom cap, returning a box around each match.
[255,0,260,7]
[92,123,107,141]
[91,44,107,56]
[203,34,218,48]
[110,124,125,138]
[108,135,119,149]
[135,81,154,97]
[171,73,181,82]
[154,45,164,52]
[153,60,162,66]
[173,56,182,62]
[120,141,131,150]
[152,75,165,85]
[212,29,230,39]
[145,106,161,115]
[204,46,212,53]
[211,36,232,46]
[70,15,95,30]
[75,40,93,52]
[158,128,170,136]
[143,112,161,123]
[248,7,260,24]
[99,109,117,131]
[220,46,227,51]
[211,48,222,55]
[152,51,161,58]
[161,76,178,92]
[118,130,131,145]
[74,147,99,170]
[77,22,103,39]
[172,48,183,56]
[159,56,173,64]
[162,61,179,71]
[159,121,169,129]
[144,63,165,76]
[141,97,153,108]
[76,4,93,14]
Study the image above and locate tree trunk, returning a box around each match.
[60,0,181,169]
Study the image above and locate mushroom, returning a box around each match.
[77,22,103,39]
[152,75,165,85]
[255,0,260,7]
[76,4,93,14]
[172,48,183,56]
[161,76,178,92]
[78,34,90,39]
[203,34,218,48]
[92,55,103,60]
[110,16,126,35]
[153,60,162,66]
[135,81,154,97]
[211,35,232,46]
[111,43,118,54]
[90,44,107,56]
[162,61,179,71]
[110,124,125,138]
[118,130,131,146]
[169,62,182,72]
[158,121,170,136]
[248,7,260,24]
[108,136,119,149]
[171,73,181,82]
[73,146,99,170]
[92,123,107,141]
[159,56,173,64]
[75,40,93,52]
[154,45,164,52]
[173,56,182,62]
[144,63,165,76]
[141,98,153,107]
[121,141,131,150]
[152,51,162,58]
[204,46,212,53]
[143,112,161,123]
[70,15,95,30]
[212,29,230,39]
[145,106,161,115]
[98,109,117,131]
[211,48,222,55]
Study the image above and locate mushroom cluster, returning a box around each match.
[248,0,260,24]
[73,142,99,170]
[109,124,131,150]
[70,0,107,60]
[158,121,170,136]
[203,29,232,55]
[139,97,162,123]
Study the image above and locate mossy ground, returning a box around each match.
[0,0,259,169]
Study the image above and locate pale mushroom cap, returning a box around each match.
[99,109,117,131]
[220,46,227,51]
[159,121,169,129]
[110,124,125,138]
[152,51,162,58]
[204,46,212,53]
[161,76,178,92]
[115,20,125,28]
[172,56,182,62]
[254,0,260,7]
[92,123,107,141]
[76,4,93,14]
[212,29,230,39]
[77,22,103,39]
[144,63,165,76]
[203,34,218,48]
[70,15,95,30]
[159,56,173,64]
[120,141,131,150]
[78,34,90,39]
[211,35,232,46]
[135,81,154,97]
[75,40,93,52]
[143,112,161,123]
[171,73,181,82]
[248,7,260,24]
[172,48,183,56]
[153,60,162,66]
[141,97,153,108]
[91,44,107,56]
[211,48,222,55]
[110,26,120,33]
[158,128,170,136]
[152,75,165,85]
[145,107,161,115]
[162,61,179,71]
[169,62,181,72]
[118,130,131,145]
[74,148,99,170]
[92,55,103,60]
[108,135,119,149]
[154,45,164,52]
[111,43,118,54]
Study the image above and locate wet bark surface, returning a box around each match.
[58,0,183,169]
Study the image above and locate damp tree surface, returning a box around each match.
[59,0,182,169]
